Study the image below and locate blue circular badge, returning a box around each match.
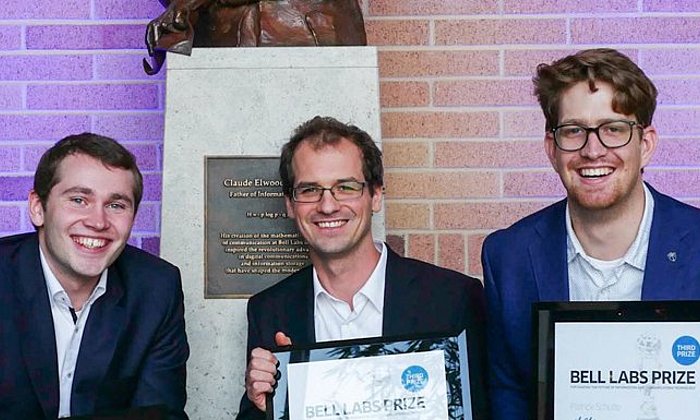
[672,336,700,366]
[401,365,429,392]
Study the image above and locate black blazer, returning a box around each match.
[0,233,189,419]
[237,246,488,419]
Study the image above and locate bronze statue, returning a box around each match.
[144,0,367,74]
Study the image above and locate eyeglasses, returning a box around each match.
[292,181,366,203]
[551,120,643,152]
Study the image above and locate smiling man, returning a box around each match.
[0,133,189,419]
[482,48,700,420]
[236,116,489,420]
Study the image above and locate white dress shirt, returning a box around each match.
[567,184,654,301]
[313,241,387,342]
[41,249,107,418]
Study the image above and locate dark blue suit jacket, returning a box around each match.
[482,185,700,420]
[0,233,189,419]
[237,246,489,420]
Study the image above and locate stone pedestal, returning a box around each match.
[159,47,382,418]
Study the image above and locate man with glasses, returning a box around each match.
[236,116,488,419]
[482,48,700,420]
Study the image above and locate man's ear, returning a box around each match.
[544,132,558,169]
[371,185,383,213]
[28,190,45,228]
[285,196,296,220]
[640,124,658,169]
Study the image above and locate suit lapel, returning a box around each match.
[530,201,570,301]
[382,248,418,336]
[14,235,60,419]
[71,262,126,413]
[284,267,315,345]
[642,187,689,299]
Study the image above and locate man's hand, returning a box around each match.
[245,332,292,411]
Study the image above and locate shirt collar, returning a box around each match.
[566,183,654,270]
[312,241,387,314]
[40,246,108,308]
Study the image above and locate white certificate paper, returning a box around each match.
[554,321,700,419]
[287,350,449,420]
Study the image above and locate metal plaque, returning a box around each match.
[205,156,310,298]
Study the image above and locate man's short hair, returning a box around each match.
[534,48,658,131]
[279,116,384,197]
[34,132,144,212]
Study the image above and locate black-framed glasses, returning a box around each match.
[551,120,643,152]
[292,181,366,203]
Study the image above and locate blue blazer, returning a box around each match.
[0,233,189,419]
[237,246,489,420]
[482,185,700,420]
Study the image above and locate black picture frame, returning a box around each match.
[532,300,700,420]
[267,330,473,420]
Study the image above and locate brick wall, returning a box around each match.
[2,0,699,275]
[363,0,700,276]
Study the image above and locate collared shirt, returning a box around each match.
[41,249,107,419]
[313,241,387,342]
[567,184,654,301]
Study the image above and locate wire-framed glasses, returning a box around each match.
[292,180,366,203]
[551,120,643,152]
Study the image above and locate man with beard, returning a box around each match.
[482,48,700,420]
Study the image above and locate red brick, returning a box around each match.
[644,0,700,12]
[438,234,465,273]
[0,146,21,171]
[27,84,159,110]
[378,50,499,77]
[1,0,89,19]
[382,141,429,167]
[572,17,700,44]
[435,19,566,46]
[26,24,143,50]
[386,234,406,256]
[0,206,22,233]
[0,26,22,50]
[641,49,700,75]
[467,233,486,277]
[435,201,553,230]
[380,81,430,108]
[385,172,499,198]
[368,0,498,16]
[434,79,534,107]
[407,234,435,264]
[94,0,166,19]
[0,86,22,110]
[644,170,700,198]
[365,19,429,46]
[133,202,159,231]
[0,115,90,141]
[435,140,550,168]
[382,111,499,138]
[504,48,638,76]
[95,54,165,80]
[652,138,700,167]
[385,203,430,229]
[654,109,700,136]
[655,79,700,105]
[503,110,546,137]
[0,55,92,81]
[93,114,165,141]
[504,0,636,13]
[503,171,565,198]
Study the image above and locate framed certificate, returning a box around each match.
[267,330,473,420]
[533,301,700,420]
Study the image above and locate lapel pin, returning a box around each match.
[667,251,677,263]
